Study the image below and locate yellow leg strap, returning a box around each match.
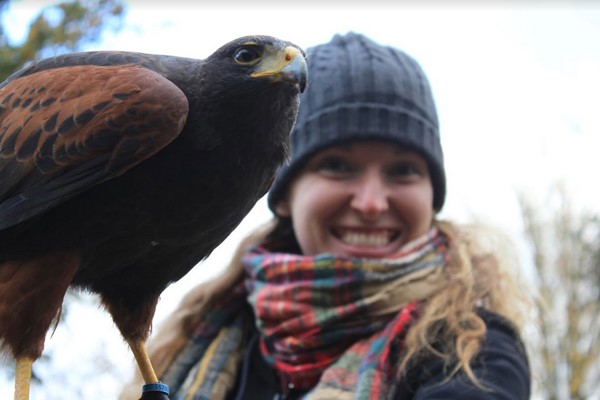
[14,357,34,400]
[128,339,158,384]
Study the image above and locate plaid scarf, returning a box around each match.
[163,228,448,400]
[244,228,449,399]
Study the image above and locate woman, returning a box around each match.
[121,32,531,400]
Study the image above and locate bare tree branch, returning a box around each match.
[519,185,600,399]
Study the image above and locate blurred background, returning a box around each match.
[0,1,599,399]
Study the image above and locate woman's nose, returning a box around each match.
[350,173,389,217]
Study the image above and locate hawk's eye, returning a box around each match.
[234,46,262,65]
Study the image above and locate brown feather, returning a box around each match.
[0,64,188,186]
[0,253,79,358]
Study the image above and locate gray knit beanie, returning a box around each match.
[268,32,446,212]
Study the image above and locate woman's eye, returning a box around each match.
[317,157,352,174]
[234,47,261,64]
[389,163,421,178]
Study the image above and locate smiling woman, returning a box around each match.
[276,142,435,258]
[120,32,532,400]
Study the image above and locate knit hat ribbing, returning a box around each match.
[268,32,446,212]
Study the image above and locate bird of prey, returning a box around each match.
[0,35,307,399]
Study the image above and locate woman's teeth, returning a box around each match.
[340,230,392,246]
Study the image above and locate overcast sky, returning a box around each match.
[1,2,600,399]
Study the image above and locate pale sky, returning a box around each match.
[1,2,600,399]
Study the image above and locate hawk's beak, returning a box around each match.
[251,46,308,93]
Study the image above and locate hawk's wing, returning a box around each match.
[0,61,189,229]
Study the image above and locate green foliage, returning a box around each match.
[0,0,125,81]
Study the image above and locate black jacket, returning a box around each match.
[228,310,530,400]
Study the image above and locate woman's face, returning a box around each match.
[276,141,434,258]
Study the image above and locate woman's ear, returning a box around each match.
[274,198,291,217]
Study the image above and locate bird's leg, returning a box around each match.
[0,253,79,400]
[100,289,161,384]
[127,339,158,384]
[14,357,34,400]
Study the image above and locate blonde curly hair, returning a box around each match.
[399,219,532,386]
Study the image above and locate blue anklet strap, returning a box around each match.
[142,382,170,394]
